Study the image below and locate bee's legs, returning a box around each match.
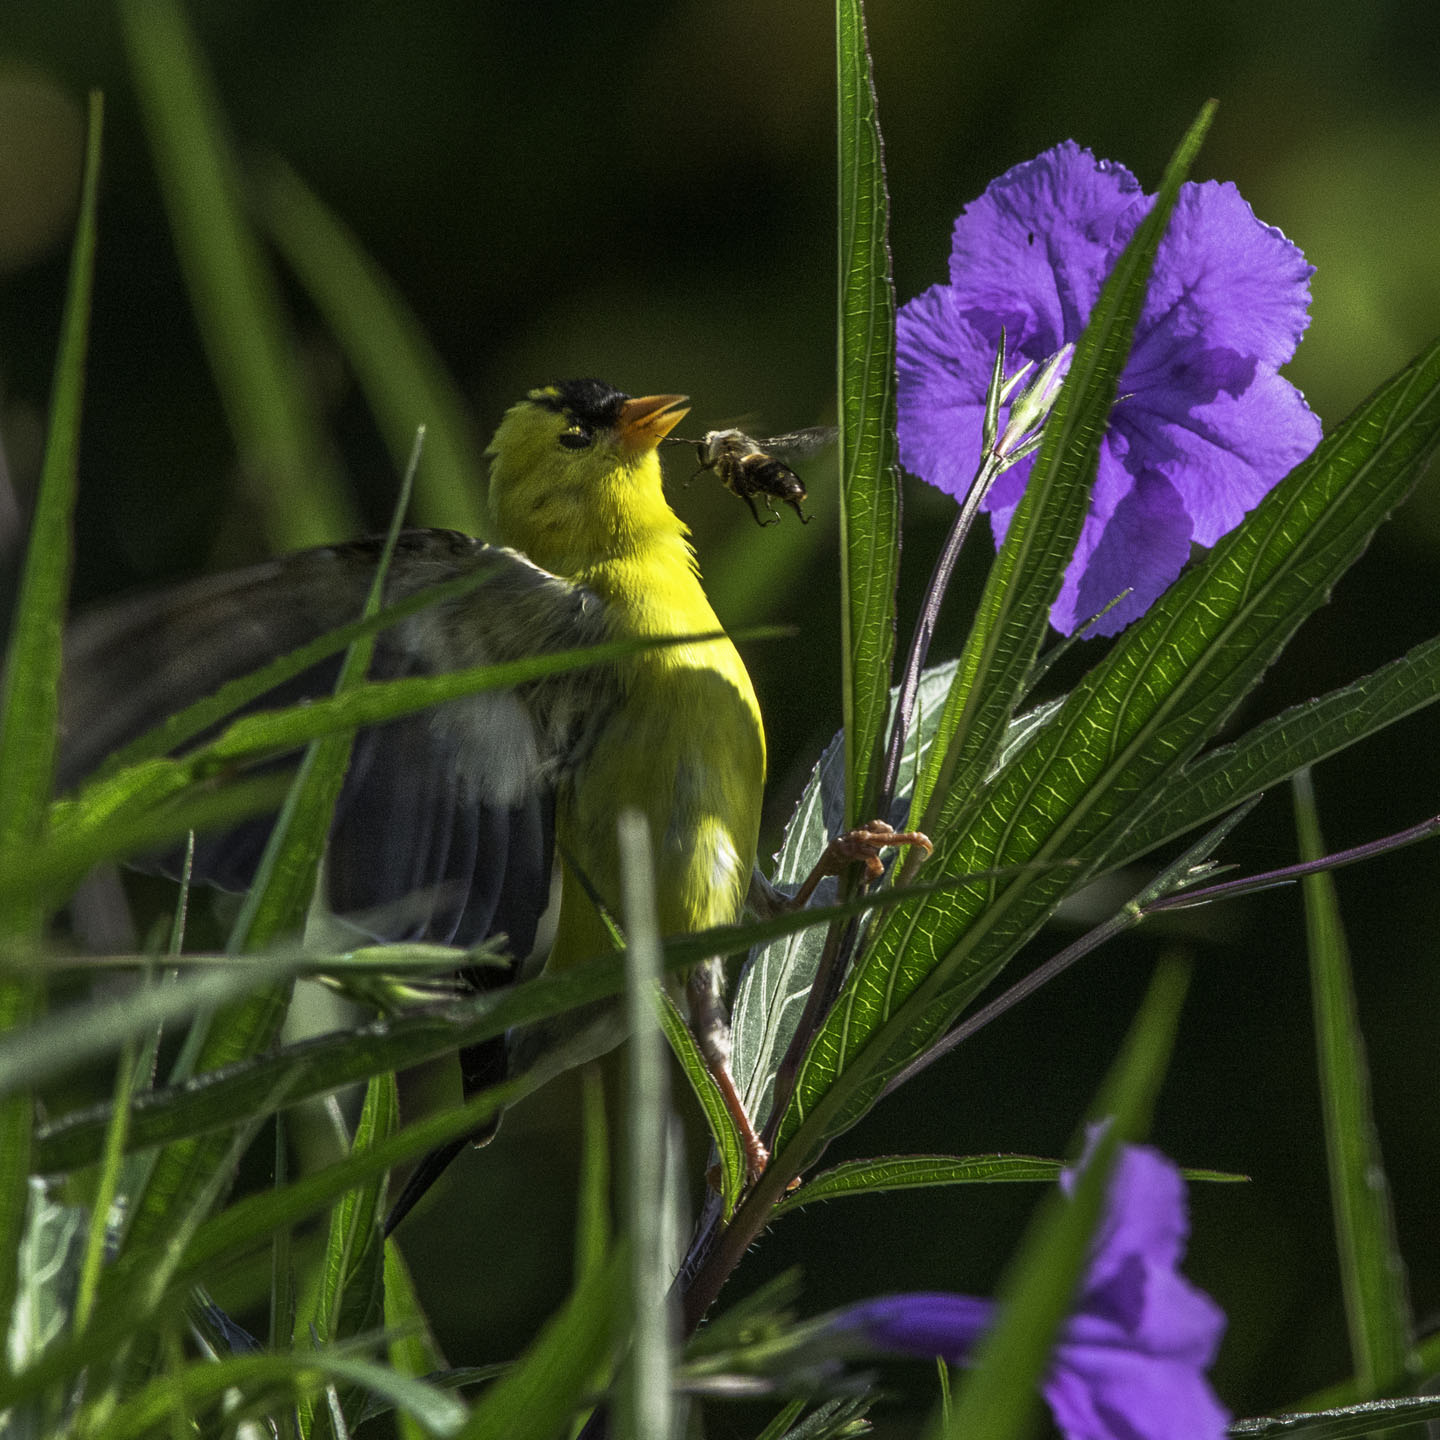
[786,497,813,525]
[742,494,770,527]
[686,959,770,1181]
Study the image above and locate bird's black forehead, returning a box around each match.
[529,379,629,429]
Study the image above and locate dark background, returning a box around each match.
[4,2,1440,1433]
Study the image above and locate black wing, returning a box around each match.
[59,529,609,951]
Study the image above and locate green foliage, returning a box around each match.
[6,2,1440,1436]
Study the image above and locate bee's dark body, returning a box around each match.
[690,427,834,526]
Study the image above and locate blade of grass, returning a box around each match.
[575,1065,611,1289]
[257,159,490,537]
[1292,772,1415,1396]
[617,813,676,1440]
[455,1246,627,1440]
[383,1241,448,1440]
[118,0,356,547]
[0,90,103,1327]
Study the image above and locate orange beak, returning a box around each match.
[617,394,690,454]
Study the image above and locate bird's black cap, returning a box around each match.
[529,379,629,429]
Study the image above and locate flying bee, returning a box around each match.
[683,426,837,526]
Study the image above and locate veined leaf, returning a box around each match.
[772,1153,1061,1218]
[1229,1397,1440,1439]
[834,0,900,829]
[294,1075,397,1438]
[1113,629,1440,863]
[777,322,1440,1161]
[730,658,1058,1130]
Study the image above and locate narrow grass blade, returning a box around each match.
[384,1241,448,1440]
[118,0,355,547]
[0,93,103,1327]
[772,1153,1062,1218]
[1292,772,1414,1396]
[257,159,490,537]
[655,987,744,1218]
[617,812,677,1440]
[454,1246,627,1440]
[941,959,1188,1440]
[574,1066,612,1288]
[294,1073,398,1437]
[73,1346,467,1440]
[834,0,901,828]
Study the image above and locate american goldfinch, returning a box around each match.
[62,379,768,1224]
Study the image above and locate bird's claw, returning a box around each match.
[788,820,933,909]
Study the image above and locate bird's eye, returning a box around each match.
[558,426,592,450]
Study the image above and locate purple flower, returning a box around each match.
[832,1142,1228,1440]
[897,141,1322,635]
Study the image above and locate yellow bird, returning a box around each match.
[61,379,767,1222]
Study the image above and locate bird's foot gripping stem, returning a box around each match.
[789,819,933,910]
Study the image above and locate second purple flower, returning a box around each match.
[897,141,1322,635]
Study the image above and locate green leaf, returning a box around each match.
[384,1242,450,1440]
[574,1066,612,1288]
[118,0,356,548]
[257,158,490,538]
[1229,1396,1440,1439]
[84,565,498,785]
[655,987,745,1219]
[1114,629,1440,864]
[5,772,294,911]
[617,814,677,1440]
[7,1182,87,1372]
[771,1153,1062,1218]
[835,0,901,828]
[906,104,1217,841]
[0,93,103,1326]
[31,889,955,1177]
[2,1075,522,1415]
[729,658,1057,1132]
[778,313,1440,1163]
[231,438,419,953]
[455,1246,627,1440]
[294,1074,398,1437]
[941,959,1188,1440]
[73,1344,468,1440]
[1292,773,1415,1396]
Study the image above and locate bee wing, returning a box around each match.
[60,531,610,948]
[754,425,839,460]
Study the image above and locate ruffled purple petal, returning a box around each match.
[1138,181,1314,371]
[898,141,1321,636]
[1087,1142,1189,1277]
[896,283,995,502]
[1123,370,1322,545]
[947,141,1148,358]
